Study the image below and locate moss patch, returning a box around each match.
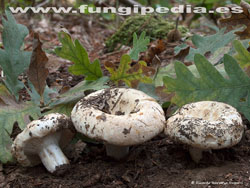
[105,15,188,52]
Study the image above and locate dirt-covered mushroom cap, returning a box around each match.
[71,88,165,159]
[11,113,75,174]
[165,101,244,162]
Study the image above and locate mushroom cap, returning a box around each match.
[165,101,245,150]
[11,113,75,167]
[71,88,165,146]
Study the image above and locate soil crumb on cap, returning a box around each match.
[78,88,120,114]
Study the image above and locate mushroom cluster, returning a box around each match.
[11,88,246,174]
[11,88,166,173]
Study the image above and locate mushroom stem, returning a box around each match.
[189,147,203,163]
[105,144,129,160]
[38,133,69,173]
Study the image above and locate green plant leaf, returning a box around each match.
[129,31,150,61]
[176,28,237,62]
[46,77,109,116]
[155,62,227,87]
[163,54,250,120]
[0,84,41,163]
[0,102,41,163]
[55,32,103,81]
[26,81,57,106]
[45,103,75,117]
[233,40,250,68]
[137,83,159,100]
[105,54,153,87]
[50,77,109,107]
[0,10,31,99]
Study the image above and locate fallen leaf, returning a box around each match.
[174,46,190,62]
[0,84,16,106]
[105,54,153,88]
[233,40,250,68]
[48,77,109,116]
[154,60,228,87]
[174,28,237,62]
[163,54,250,122]
[155,86,174,104]
[129,31,150,61]
[0,84,41,163]
[27,33,49,97]
[137,83,159,100]
[220,0,250,39]
[143,40,166,64]
[55,32,103,81]
[0,10,31,99]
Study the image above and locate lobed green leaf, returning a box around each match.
[233,40,250,68]
[47,77,109,116]
[105,54,152,87]
[0,10,31,99]
[163,54,250,120]
[129,31,150,61]
[55,32,103,81]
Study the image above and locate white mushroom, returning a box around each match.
[165,101,245,163]
[71,88,165,160]
[11,113,75,174]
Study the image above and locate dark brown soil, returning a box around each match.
[1,131,250,188]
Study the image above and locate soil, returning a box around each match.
[1,132,250,188]
[1,11,250,188]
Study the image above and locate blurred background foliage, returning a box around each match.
[1,0,247,9]
[0,0,248,27]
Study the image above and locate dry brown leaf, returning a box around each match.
[143,40,166,64]
[220,0,250,39]
[129,62,156,88]
[27,33,49,97]
[0,84,17,106]
[174,46,190,62]
[59,86,71,94]
[141,65,156,77]
[155,86,174,102]
[104,61,117,70]
[130,80,140,88]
